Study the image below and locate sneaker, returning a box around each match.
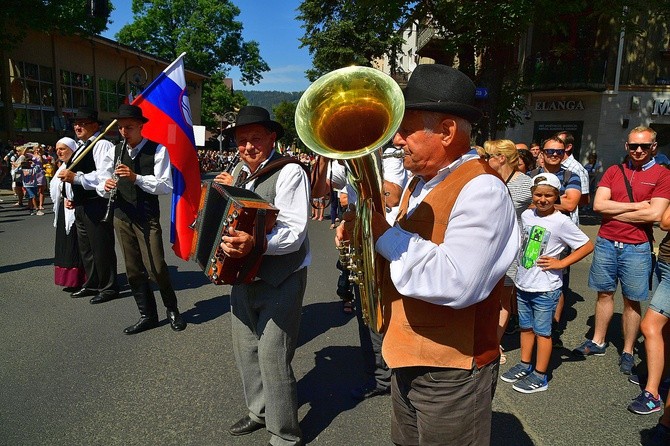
[627,390,662,415]
[501,363,533,383]
[628,374,643,386]
[35,210,44,216]
[29,210,36,215]
[512,372,548,394]
[619,352,635,375]
[572,339,607,356]
[646,423,670,446]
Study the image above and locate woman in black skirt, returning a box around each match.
[50,137,86,291]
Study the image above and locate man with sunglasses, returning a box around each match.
[575,126,670,376]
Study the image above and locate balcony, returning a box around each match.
[522,50,608,92]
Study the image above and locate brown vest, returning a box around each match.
[381,159,504,370]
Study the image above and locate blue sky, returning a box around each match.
[103,0,313,92]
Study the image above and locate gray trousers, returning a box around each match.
[391,361,499,446]
[231,267,307,446]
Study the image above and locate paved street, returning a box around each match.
[0,185,664,446]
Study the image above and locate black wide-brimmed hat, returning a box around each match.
[113,104,149,123]
[403,64,482,123]
[222,106,284,139]
[74,107,102,124]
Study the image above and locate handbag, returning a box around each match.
[617,164,656,289]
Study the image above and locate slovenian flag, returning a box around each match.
[132,52,200,260]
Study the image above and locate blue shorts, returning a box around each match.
[650,260,670,317]
[588,236,651,301]
[516,289,561,337]
[24,186,37,199]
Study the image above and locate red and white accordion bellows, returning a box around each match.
[190,181,279,285]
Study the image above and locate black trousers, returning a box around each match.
[74,199,118,296]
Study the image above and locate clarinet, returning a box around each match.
[101,140,126,223]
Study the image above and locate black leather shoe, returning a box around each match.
[351,383,390,400]
[63,286,80,293]
[228,415,265,436]
[123,316,159,335]
[89,293,117,304]
[71,288,97,298]
[167,309,187,331]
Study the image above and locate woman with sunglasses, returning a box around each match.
[482,139,533,363]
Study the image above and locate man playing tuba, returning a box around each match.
[338,64,519,445]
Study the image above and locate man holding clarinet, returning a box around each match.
[103,104,186,334]
[58,107,119,304]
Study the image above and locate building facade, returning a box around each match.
[0,29,207,145]
[381,10,670,170]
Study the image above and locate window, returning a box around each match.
[9,59,55,132]
[99,78,126,112]
[60,69,94,111]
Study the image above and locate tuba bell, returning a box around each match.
[295,66,404,333]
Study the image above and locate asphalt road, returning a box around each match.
[0,186,664,446]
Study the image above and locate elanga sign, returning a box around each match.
[652,99,670,116]
[535,100,585,111]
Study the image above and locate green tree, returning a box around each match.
[201,72,247,129]
[116,0,270,125]
[116,0,268,81]
[273,100,302,150]
[297,0,670,140]
[1,0,111,49]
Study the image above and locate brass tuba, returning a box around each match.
[295,66,404,333]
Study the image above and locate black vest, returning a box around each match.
[114,140,160,222]
[71,140,103,204]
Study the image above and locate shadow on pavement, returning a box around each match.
[0,257,53,273]
[167,265,211,291]
[298,301,356,348]
[492,411,535,445]
[182,294,230,325]
[298,345,366,444]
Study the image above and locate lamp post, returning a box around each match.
[116,66,148,106]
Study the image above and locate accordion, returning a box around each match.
[190,181,279,285]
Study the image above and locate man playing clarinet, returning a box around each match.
[58,107,119,304]
[103,104,186,334]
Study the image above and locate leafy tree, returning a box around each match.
[116,0,268,82]
[116,0,270,125]
[201,72,248,130]
[297,0,670,140]
[273,100,302,150]
[297,0,408,80]
[1,0,111,49]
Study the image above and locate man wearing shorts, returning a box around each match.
[574,126,670,375]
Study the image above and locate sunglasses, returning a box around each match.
[626,143,654,151]
[542,148,565,157]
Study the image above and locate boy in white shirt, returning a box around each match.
[501,173,594,393]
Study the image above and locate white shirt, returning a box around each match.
[72,132,115,196]
[50,164,75,234]
[562,154,589,195]
[382,147,409,224]
[326,159,347,192]
[241,156,311,269]
[124,138,173,195]
[375,153,520,309]
[515,209,590,292]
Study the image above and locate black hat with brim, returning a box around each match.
[403,64,482,123]
[222,106,284,140]
[112,104,149,123]
[74,107,102,124]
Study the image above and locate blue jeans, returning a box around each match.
[651,259,670,316]
[588,236,651,301]
[516,289,561,337]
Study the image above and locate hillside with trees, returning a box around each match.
[239,91,304,118]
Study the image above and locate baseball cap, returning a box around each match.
[531,172,561,191]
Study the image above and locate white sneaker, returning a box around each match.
[36,210,45,216]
